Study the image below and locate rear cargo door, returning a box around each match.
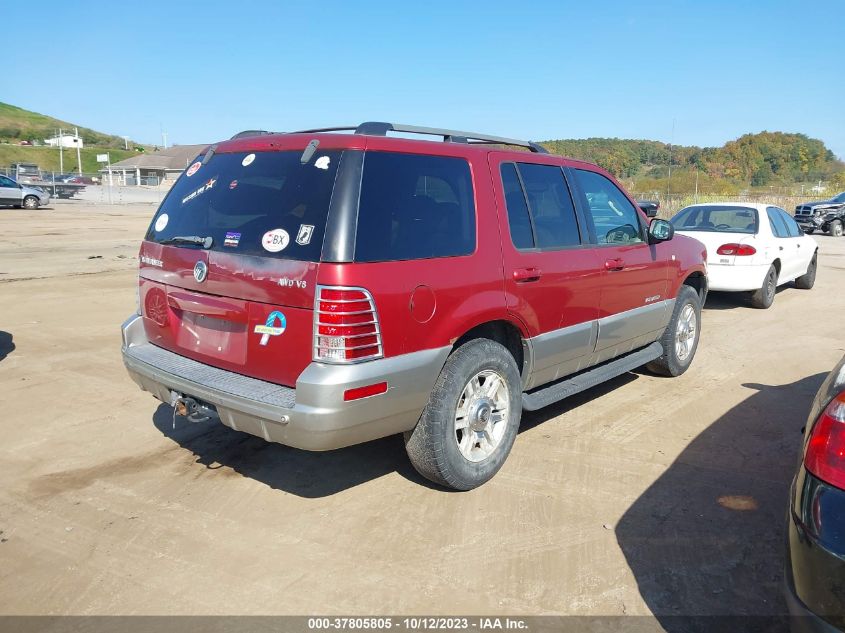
[138,148,342,387]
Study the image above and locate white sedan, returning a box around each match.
[670,202,818,308]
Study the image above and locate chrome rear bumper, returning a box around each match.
[121,314,448,451]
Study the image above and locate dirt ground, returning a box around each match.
[1,203,843,623]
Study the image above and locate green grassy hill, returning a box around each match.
[0,102,142,150]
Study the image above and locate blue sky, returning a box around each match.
[7,0,844,157]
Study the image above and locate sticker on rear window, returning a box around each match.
[186,161,201,177]
[224,231,241,247]
[242,153,256,167]
[229,179,238,190]
[154,213,169,231]
[182,177,217,204]
[314,156,330,170]
[262,228,289,253]
[296,224,315,245]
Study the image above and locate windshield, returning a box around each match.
[145,149,341,261]
[832,192,845,203]
[671,206,759,234]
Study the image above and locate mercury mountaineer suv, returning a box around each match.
[121,122,709,490]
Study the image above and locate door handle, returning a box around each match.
[604,258,625,271]
[513,267,542,283]
[779,246,784,251]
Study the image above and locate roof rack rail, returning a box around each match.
[230,130,274,140]
[292,122,548,153]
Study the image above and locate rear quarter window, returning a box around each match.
[354,152,475,262]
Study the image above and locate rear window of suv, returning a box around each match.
[354,152,475,262]
[146,150,341,261]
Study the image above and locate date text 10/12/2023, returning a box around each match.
[307,617,528,630]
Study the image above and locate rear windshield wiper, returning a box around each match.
[159,235,213,248]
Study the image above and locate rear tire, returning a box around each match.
[750,265,777,309]
[794,252,817,290]
[831,220,843,237]
[647,285,701,377]
[404,338,522,490]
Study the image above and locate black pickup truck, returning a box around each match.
[794,191,845,236]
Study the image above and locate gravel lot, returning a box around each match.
[1,203,843,625]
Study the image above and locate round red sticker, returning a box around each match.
[186,161,202,177]
[229,180,238,190]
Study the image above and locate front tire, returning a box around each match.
[831,220,843,237]
[750,265,777,309]
[22,195,39,210]
[404,339,522,490]
[795,252,817,290]
[647,285,702,377]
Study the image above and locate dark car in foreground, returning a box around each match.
[785,355,845,632]
[794,192,845,237]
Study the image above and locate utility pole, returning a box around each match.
[75,127,82,174]
[122,135,129,150]
[58,127,64,174]
[694,167,699,203]
[666,119,675,201]
[107,152,113,205]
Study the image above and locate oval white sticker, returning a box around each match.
[154,213,169,232]
[242,153,256,167]
[262,228,290,253]
[186,161,201,177]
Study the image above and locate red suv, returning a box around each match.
[122,122,708,490]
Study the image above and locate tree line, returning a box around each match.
[540,131,843,189]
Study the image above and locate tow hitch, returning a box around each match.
[169,391,218,425]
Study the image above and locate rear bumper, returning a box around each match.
[121,314,449,451]
[785,469,845,633]
[785,574,842,633]
[706,262,769,292]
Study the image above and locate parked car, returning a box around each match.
[794,192,845,237]
[0,174,51,209]
[63,175,98,185]
[670,203,817,309]
[121,122,708,490]
[785,354,845,632]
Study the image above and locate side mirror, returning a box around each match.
[648,219,674,243]
[637,200,660,218]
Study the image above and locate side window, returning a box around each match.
[500,163,534,249]
[355,152,475,262]
[514,163,581,249]
[767,207,789,238]
[777,208,801,237]
[0,176,15,187]
[574,169,644,244]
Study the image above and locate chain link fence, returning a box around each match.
[1,166,173,205]
[632,192,810,218]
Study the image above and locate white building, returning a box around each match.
[44,135,84,149]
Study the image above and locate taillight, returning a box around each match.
[716,243,757,256]
[314,285,383,363]
[804,392,845,490]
